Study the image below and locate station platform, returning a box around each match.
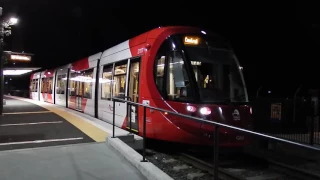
[0,96,170,180]
[0,142,146,180]
[0,96,95,150]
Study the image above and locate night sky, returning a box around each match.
[1,1,317,98]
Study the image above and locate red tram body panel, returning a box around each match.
[30,26,252,147]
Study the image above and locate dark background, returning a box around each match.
[1,0,317,98]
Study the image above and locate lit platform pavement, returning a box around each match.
[0,96,167,180]
[0,143,146,180]
[0,96,94,150]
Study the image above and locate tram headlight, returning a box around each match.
[186,105,197,113]
[200,107,211,115]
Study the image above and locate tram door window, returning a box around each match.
[41,78,47,101]
[113,63,127,97]
[47,77,53,94]
[41,78,46,93]
[56,75,66,95]
[69,73,76,97]
[69,69,94,111]
[127,58,141,132]
[101,65,113,100]
[68,73,77,109]
[41,77,53,102]
[30,80,34,92]
[82,69,93,99]
[75,77,84,111]
[34,79,38,92]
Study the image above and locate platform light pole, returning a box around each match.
[0,7,19,115]
[0,7,3,116]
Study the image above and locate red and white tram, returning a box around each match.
[30,26,252,146]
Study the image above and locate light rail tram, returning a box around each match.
[30,26,252,146]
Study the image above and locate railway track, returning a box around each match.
[179,152,320,180]
[179,153,241,180]
[146,147,320,180]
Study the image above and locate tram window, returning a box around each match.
[154,39,171,96]
[113,62,127,97]
[31,80,34,92]
[33,80,37,92]
[41,78,47,93]
[101,65,113,100]
[166,51,193,101]
[56,75,66,94]
[155,56,165,93]
[82,69,94,99]
[47,77,53,94]
[32,79,38,92]
[30,80,34,92]
[69,73,77,96]
[34,79,39,92]
[69,69,93,98]
[34,80,37,91]
[32,80,35,92]
[129,61,140,102]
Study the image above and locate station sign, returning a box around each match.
[2,51,37,76]
[270,103,282,122]
[10,54,32,62]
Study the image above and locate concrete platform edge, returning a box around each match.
[107,137,173,180]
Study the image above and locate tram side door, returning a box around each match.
[44,78,48,101]
[127,58,140,132]
[75,80,83,111]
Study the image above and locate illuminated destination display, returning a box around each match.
[10,55,32,61]
[184,36,200,45]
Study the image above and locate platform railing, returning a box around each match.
[111,97,320,180]
[269,116,319,146]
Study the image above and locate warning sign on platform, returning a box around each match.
[270,103,282,121]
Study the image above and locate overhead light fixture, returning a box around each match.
[3,69,32,75]
[9,17,18,25]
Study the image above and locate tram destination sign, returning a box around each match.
[184,36,200,45]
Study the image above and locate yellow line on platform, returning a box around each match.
[3,111,52,115]
[44,106,109,142]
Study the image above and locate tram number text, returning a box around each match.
[137,48,145,54]
[236,136,244,140]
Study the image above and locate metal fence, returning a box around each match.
[252,97,320,145]
[111,97,320,180]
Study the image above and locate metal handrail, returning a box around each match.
[113,97,320,151]
[111,97,320,180]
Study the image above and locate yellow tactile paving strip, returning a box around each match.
[5,96,109,142]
